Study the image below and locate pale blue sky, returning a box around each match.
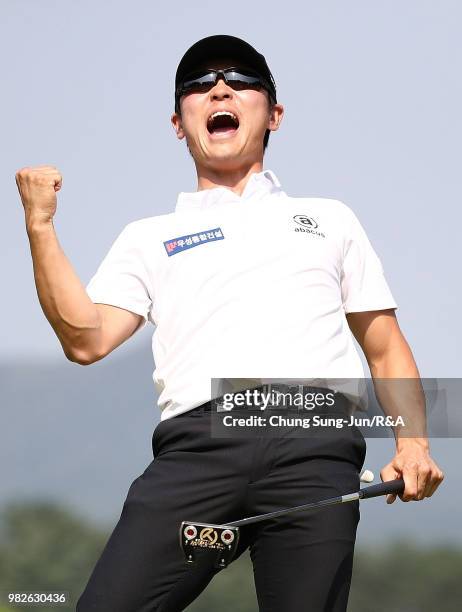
[2,0,460,377]
[1,0,461,540]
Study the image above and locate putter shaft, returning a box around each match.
[226,478,405,528]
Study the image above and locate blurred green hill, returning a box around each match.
[0,500,461,611]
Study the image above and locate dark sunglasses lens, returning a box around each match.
[181,71,216,93]
[226,70,262,85]
[225,71,265,93]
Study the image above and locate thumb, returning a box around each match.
[380,463,401,505]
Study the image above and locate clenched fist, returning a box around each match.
[15,165,63,226]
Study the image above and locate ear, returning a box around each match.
[268,102,284,133]
[171,112,185,140]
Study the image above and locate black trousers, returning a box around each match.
[77,403,366,611]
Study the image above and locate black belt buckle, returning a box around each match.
[179,521,240,568]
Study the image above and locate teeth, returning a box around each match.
[208,111,238,124]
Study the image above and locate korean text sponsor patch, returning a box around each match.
[164,227,224,257]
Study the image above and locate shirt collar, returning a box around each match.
[175,169,284,213]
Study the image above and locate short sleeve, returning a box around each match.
[340,207,398,314]
[85,223,152,329]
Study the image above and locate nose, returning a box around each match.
[209,75,233,101]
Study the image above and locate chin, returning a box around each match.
[208,150,247,164]
[202,146,244,164]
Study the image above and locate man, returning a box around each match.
[16,35,443,611]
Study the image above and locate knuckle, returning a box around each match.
[407,461,419,471]
[34,173,51,184]
[16,167,28,179]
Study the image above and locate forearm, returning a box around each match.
[348,312,443,501]
[26,216,103,362]
[373,350,446,502]
[369,343,429,449]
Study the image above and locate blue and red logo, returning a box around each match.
[164,227,224,257]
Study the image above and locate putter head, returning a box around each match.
[179,521,240,569]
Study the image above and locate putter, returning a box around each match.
[179,477,405,569]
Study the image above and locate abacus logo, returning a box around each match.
[293,215,326,238]
[294,215,318,229]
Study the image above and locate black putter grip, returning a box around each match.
[359,478,405,500]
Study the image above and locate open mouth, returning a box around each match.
[206,111,240,136]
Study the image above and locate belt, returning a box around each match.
[191,384,352,415]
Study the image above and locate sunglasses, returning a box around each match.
[175,67,275,105]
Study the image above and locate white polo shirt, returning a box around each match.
[85,170,398,420]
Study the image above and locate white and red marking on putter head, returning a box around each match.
[221,529,235,544]
[184,525,197,540]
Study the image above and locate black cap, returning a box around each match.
[174,35,277,111]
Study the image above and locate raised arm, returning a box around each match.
[16,165,143,365]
